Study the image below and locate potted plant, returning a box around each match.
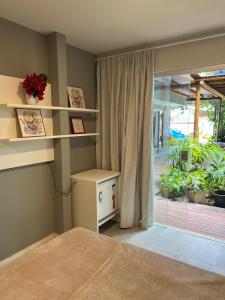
[160,173,174,199]
[214,189,225,208]
[160,137,225,206]
[205,151,225,207]
[23,73,47,105]
[166,137,209,172]
[166,138,189,170]
[186,170,207,203]
[160,167,186,200]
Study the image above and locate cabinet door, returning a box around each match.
[98,178,118,220]
[97,188,104,221]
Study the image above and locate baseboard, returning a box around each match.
[0,233,57,267]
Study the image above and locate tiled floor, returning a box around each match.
[101,222,225,276]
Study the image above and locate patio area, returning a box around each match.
[154,153,225,241]
[155,196,225,240]
[153,71,225,242]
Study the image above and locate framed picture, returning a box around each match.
[71,117,85,134]
[67,86,86,108]
[16,109,46,137]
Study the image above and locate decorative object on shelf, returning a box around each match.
[25,95,38,105]
[23,73,47,104]
[16,108,46,137]
[67,86,86,108]
[71,117,85,134]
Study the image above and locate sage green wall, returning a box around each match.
[0,164,54,260]
[0,18,97,260]
[48,33,72,233]
[0,18,54,261]
[66,45,97,174]
[0,18,48,77]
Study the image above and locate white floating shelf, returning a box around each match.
[1,133,99,142]
[0,103,99,113]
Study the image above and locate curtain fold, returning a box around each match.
[97,50,154,228]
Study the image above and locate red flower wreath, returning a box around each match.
[23,73,47,101]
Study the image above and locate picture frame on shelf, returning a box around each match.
[67,86,86,108]
[71,117,85,134]
[16,108,46,137]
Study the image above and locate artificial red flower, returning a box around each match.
[23,73,47,101]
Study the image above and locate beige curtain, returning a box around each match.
[96,49,154,228]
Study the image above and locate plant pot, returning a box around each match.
[26,95,38,105]
[187,190,206,203]
[213,190,225,208]
[161,188,174,199]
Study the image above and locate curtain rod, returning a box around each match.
[95,31,225,61]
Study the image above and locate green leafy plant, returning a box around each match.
[186,170,208,194]
[160,137,225,202]
[166,137,222,171]
[166,138,188,170]
[205,151,225,196]
[160,167,186,199]
[188,139,208,167]
[166,138,211,172]
[205,138,224,157]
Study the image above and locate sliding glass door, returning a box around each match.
[153,75,189,230]
[153,70,225,241]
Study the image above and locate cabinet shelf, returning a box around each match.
[0,133,99,142]
[0,103,99,113]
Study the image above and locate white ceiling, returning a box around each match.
[1,0,225,54]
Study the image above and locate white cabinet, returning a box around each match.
[71,169,120,232]
[97,178,117,220]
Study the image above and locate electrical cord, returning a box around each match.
[49,164,75,195]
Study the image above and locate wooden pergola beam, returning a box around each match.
[200,80,225,99]
[193,84,201,139]
[196,75,225,82]
[155,83,197,90]
[187,97,220,101]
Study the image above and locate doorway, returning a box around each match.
[153,69,225,241]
